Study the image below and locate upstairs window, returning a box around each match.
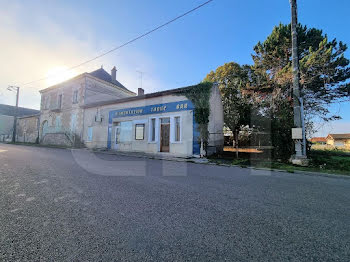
[43,96,50,110]
[58,94,63,109]
[73,90,78,104]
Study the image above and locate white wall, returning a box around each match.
[208,84,224,153]
[83,94,195,156]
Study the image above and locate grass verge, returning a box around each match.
[209,149,350,176]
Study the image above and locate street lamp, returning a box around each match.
[7,86,20,143]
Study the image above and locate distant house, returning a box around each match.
[0,104,39,142]
[310,137,327,145]
[326,134,350,149]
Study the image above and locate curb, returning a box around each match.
[91,149,350,179]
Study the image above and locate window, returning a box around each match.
[58,94,63,109]
[135,124,145,140]
[56,116,61,128]
[71,113,77,132]
[119,121,132,142]
[73,90,78,104]
[87,127,93,141]
[161,118,170,124]
[43,96,50,110]
[150,118,156,142]
[175,117,181,142]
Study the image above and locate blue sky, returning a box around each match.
[0,0,349,136]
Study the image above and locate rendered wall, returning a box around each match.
[0,115,14,141]
[207,84,224,154]
[83,95,195,156]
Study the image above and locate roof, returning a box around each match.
[0,104,40,117]
[17,113,40,119]
[83,85,193,109]
[88,68,128,91]
[327,133,350,140]
[310,137,327,143]
[40,67,132,93]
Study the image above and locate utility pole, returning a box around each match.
[8,86,20,143]
[290,0,308,164]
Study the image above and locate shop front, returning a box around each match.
[106,100,200,156]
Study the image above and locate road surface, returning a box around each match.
[0,144,349,261]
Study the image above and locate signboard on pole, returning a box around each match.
[292,128,303,139]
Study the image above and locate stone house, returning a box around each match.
[39,67,135,146]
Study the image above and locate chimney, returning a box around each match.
[111,66,117,82]
[138,88,144,96]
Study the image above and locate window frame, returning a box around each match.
[135,124,145,140]
[149,118,156,142]
[87,126,93,142]
[58,94,63,109]
[174,116,181,142]
[73,90,78,104]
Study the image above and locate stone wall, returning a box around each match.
[17,115,40,143]
[41,133,72,147]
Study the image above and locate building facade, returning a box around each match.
[16,114,40,143]
[326,134,350,149]
[82,84,224,157]
[32,66,224,157]
[39,67,135,146]
[0,104,39,142]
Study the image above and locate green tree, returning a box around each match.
[204,23,350,160]
[251,23,350,124]
[204,62,257,149]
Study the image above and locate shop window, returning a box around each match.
[119,121,132,142]
[87,127,93,141]
[135,124,145,140]
[175,116,181,142]
[150,118,156,142]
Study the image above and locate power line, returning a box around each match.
[20,0,214,87]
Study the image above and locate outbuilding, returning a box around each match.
[82,83,224,157]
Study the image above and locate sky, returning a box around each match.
[0,0,349,137]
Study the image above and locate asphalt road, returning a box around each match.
[0,144,349,261]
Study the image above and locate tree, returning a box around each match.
[204,23,349,160]
[204,63,258,152]
[251,23,350,126]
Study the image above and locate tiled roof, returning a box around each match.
[0,104,40,117]
[328,133,350,139]
[88,68,128,91]
[310,137,327,143]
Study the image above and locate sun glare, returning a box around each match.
[46,66,78,87]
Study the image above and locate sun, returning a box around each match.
[46,66,77,87]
